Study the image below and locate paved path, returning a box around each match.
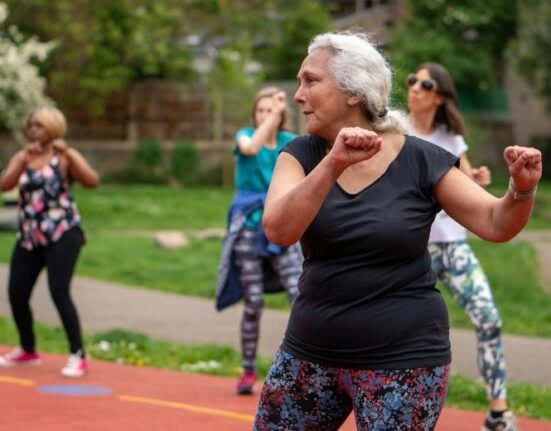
[0,259,550,387]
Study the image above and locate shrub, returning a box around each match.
[134,138,164,167]
[170,139,200,185]
[104,138,168,184]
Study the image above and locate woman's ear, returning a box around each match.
[436,93,445,106]
[346,95,362,107]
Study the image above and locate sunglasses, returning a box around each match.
[406,74,438,92]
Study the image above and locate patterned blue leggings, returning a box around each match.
[254,350,450,431]
[429,240,506,400]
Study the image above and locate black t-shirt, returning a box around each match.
[280,134,458,369]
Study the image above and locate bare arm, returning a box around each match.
[263,128,382,245]
[0,151,26,191]
[436,146,541,242]
[238,92,286,156]
[66,148,100,188]
[53,139,99,188]
[459,152,492,188]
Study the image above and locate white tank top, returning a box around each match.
[411,126,468,243]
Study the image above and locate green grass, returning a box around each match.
[0,319,549,420]
[1,183,551,333]
[73,185,234,230]
[442,239,551,337]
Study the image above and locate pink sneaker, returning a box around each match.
[0,347,42,366]
[236,370,256,395]
[60,354,88,378]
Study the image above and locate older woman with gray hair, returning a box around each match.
[254,32,542,430]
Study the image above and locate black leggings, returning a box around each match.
[8,227,85,356]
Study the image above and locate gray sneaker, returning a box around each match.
[481,410,519,431]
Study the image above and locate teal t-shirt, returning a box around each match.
[234,127,297,228]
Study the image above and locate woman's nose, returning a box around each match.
[294,86,304,103]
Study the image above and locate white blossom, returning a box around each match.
[0,2,56,141]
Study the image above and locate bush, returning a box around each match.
[103,138,168,184]
[134,138,164,167]
[170,139,200,185]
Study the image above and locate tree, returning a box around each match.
[0,1,55,141]
[258,0,332,80]
[510,0,551,110]
[388,0,518,105]
[2,0,330,120]
[3,0,196,115]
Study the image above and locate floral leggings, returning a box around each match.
[254,350,450,431]
[429,240,506,400]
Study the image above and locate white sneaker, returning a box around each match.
[481,410,520,431]
[60,354,88,378]
[0,347,42,367]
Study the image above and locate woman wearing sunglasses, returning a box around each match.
[407,62,518,431]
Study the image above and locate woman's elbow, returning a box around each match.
[475,226,524,244]
[0,178,16,191]
[82,173,100,188]
[263,218,299,246]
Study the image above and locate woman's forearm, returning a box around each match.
[487,185,536,242]
[0,152,26,191]
[67,149,100,188]
[263,155,343,245]
[239,113,281,155]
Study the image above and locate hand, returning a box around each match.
[271,91,287,116]
[52,139,68,154]
[504,146,542,192]
[472,165,491,188]
[328,127,382,170]
[22,142,43,163]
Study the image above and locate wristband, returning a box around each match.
[508,178,537,201]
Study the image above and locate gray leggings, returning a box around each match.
[429,240,506,399]
[233,229,300,371]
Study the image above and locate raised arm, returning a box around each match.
[54,140,99,188]
[0,150,27,191]
[435,146,541,242]
[458,152,492,188]
[263,128,381,245]
[237,92,287,156]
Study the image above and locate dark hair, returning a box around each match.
[417,62,464,135]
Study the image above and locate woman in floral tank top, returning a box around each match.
[0,106,99,378]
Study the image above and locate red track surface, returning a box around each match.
[1,349,550,431]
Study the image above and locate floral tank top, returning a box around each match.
[17,155,81,250]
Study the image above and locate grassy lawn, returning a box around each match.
[1,183,550,335]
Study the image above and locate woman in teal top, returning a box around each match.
[221,86,302,395]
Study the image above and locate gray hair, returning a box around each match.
[308,32,410,134]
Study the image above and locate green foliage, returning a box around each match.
[106,138,167,184]
[259,0,332,80]
[0,1,55,140]
[207,38,259,140]
[388,0,518,106]
[170,139,200,185]
[509,0,551,111]
[3,0,196,115]
[134,138,164,167]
